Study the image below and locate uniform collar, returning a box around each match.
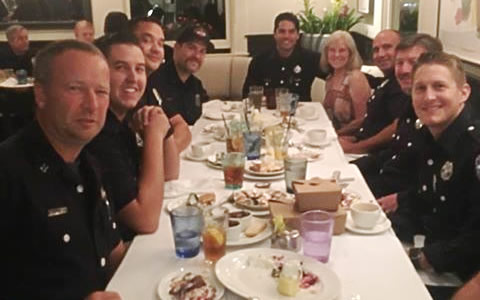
[434,105,472,155]
[22,121,88,177]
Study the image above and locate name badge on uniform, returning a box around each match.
[194,94,201,107]
[475,155,480,180]
[440,161,454,181]
[293,65,302,74]
[48,206,68,217]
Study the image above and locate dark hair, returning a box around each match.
[104,11,129,35]
[94,31,140,59]
[129,16,163,33]
[413,51,466,86]
[274,12,299,32]
[34,40,104,85]
[396,33,443,53]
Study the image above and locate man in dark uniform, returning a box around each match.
[146,24,210,125]
[354,34,443,199]
[0,40,124,299]
[130,17,191,151]
[389,52,480,300]
[339,30,408,154]
[242,12,323,102]
[88,32,179,242]
[0,24,33,74]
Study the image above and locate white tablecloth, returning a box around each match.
[106,101,431,300]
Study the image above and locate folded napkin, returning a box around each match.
[164,178,215,199]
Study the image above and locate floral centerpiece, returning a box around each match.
[298,0,363,52]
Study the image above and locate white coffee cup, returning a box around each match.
[191,141,211,158]
[297,106,316,119]
[227,219,241,241]
[306,129,327,144]
[350,202,381,229]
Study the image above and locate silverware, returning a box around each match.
[152,88,162,106]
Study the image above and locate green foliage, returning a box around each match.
[298,0,363,34]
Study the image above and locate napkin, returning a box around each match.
[164,178,216,199]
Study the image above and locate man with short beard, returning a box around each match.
[146,24,210,125]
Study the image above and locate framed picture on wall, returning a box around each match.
[357,0,370,14]
[0,0,92,29]
[438,0,480,64]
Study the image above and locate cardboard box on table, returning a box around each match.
[292,178,342,212]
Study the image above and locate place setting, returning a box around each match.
[184,141,214,161]
[302,128,332,148]
[345,202,392,235]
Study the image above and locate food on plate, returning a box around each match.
[340,190,361,209]
[168,272,217,300]
[232,189,290,211]
[246,254,320,296]
[244,218,267,237]
[197,192,216,206]
[247,160,284,174]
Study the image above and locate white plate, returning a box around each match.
[0,77,34,89]
[302,137,331,148]
[244,172,284,182]
[245,167,284,177]
[215,248,341,300]
[206,153,224,169]
[204,111,235,120]
[345,213,392,235]
[227,220,272,246]
[157,266,225,300]
[297,112,319,121]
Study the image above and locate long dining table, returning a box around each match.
[106,100,432,300]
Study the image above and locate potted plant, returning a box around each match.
[298,0,363,52]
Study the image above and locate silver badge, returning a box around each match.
[48,206,68,217]
[475,155,480,180]
[293,65,302,74]
[440,161,454,181]
[415,119,423,130]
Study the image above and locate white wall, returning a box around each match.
[0,0,130,41]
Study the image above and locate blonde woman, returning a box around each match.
[321,30,371,132]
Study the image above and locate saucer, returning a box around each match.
[302,137,331,148]
[184,149,210,161]
[345,213,392,235]
[297,109,318,120]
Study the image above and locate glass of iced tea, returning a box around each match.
[202,207,228,264]
[226,120,245,153]
[222,152,245,189]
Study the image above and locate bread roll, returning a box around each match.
[244,218,267,237]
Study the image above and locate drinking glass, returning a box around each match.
[284,157,307,193]
[203,207,228,264]
[300,210,334,263]
[249,85,264,111]
[170,206,203,258]
[277,93,291,123]
[223,152,245,189]
[243,131,261,160]
[226,120,244,153]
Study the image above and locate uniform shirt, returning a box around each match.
[87,110,140,241]
[0,44,34,75]
[0,121,120,300]
[355,74,409,141]
[355,98,422,197]
[242,46,322,101]
[390,107,480,280]
[145,60,209,125]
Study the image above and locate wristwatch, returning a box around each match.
[409,247,423,269]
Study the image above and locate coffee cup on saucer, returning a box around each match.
[191,141,211,158]
[350,202,381,229]
[305,129,327,145]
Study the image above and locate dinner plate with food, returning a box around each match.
[230,189,292,212]
[215,248,341,300]
[245,160,284,177]
[206,152,224,169]
[226,213,272,246]
[157,266,225,300]
[166,192,217,213]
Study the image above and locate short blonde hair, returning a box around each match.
[320,30,363,74]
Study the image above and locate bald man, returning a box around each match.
[74,20,95,43]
